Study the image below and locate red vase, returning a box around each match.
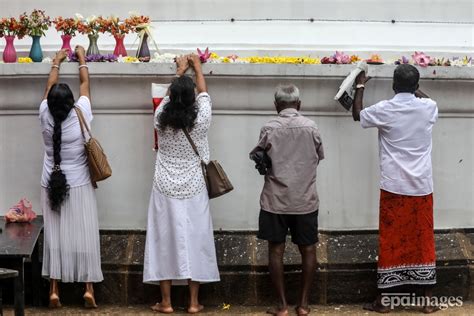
[3,35,17,63]
[113,35,127,57]
[61,34,73,52]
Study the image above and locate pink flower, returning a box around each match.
[197,47,211,63]
[334,51,351,64]
[412,51,432,67]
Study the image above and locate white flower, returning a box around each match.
[74,13,84,21]
[150,52,177,63]
[42,57,53,64]
[86,15,97,24]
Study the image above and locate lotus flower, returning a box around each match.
[197,47,211,63]
[334,51,351,64]
[412,51,432,67]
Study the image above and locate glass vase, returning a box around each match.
[29,35,43,62]
[3,35,17,63]
[61,34,73,52]
[136,32,150,62]
[87,34,100,56]
[113,34,127,57]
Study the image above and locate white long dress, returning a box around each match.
[39,96,103,283]
[143,92,220,285]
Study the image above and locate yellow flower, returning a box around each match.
[18,57,33,63]
[222,57,231,63]
[350,55,361,63]
[123,56,139,63]
[210,52,220,59]
[222,303,231,310]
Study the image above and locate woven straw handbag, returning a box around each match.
[182,128,233,199]
[74,107,112,187]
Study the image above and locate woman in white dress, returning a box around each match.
[143,54,220,314]
[40,46,103,308]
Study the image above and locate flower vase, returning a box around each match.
[113,35,127,57]
[29,35,43,62]
[87,34,100,56]
[3,36,17,63]
[136,32,150,62]
[61,34,73,52]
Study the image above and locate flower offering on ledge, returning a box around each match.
[18,57,33,63]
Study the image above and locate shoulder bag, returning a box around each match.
[182,128,233,199]
[74,107,112,188]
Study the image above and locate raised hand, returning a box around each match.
[187,54,202,71]
[175,55,189,76]
[54,49,69,64]
[75,45,86,60]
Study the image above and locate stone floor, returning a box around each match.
[3,302,474,316]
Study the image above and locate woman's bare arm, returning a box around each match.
[188,54,207,93]
[75,46,90,99]
[42,49,68,100]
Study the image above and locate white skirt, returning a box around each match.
[143,187,220,285]
[41,183,103,283]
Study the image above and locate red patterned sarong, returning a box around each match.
[377,190,436,289]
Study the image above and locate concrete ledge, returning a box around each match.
[1,63,474,80]
[2,229,469,306]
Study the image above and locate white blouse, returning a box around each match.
[39,96,93,188]
[153,92,212,199]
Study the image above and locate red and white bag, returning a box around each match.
[151,83,170,150]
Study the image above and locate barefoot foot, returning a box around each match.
[296,305,311,316]
[422,306,441,314]
[188,304,204,314]
[266,307,289,316]
[49,293,61,308]
[151,302,174,313]
[363,301,390,313]
[83,292,98,308]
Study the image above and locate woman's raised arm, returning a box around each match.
[75,46,90,100]
[188,54,207,93]
[42,49,68,100]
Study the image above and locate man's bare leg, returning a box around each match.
[188,280,204,314]
[151,280,174,313]
[295,244,316,315]
[267,242,288,316]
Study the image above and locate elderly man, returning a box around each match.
[250,84,324,316]
[353,64,438,313]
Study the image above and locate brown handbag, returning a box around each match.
[74,107,112,188]
[182,128,233,199]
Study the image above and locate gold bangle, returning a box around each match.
[51,65,60,70]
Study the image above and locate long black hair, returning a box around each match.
[47,83,75,212]
[158,76,198,131]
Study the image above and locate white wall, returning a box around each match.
[0,1,472,230]
[0,0,472,56]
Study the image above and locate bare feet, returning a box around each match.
[187,304,204,314]
[266,307,289,316]
[83,291,98,308]
[151,302,174,313]
[296,305,311,315]
[49,293,61,308]
[422,306,441,314]
[363,301,390,313]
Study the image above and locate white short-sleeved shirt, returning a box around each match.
[153,92,212,199]
[39,96,93,188]
[360,93,438,196]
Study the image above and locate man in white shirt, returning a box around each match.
[352,64,439,313]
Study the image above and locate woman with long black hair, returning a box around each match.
[39,46,103,308]
[143,54,220,314]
